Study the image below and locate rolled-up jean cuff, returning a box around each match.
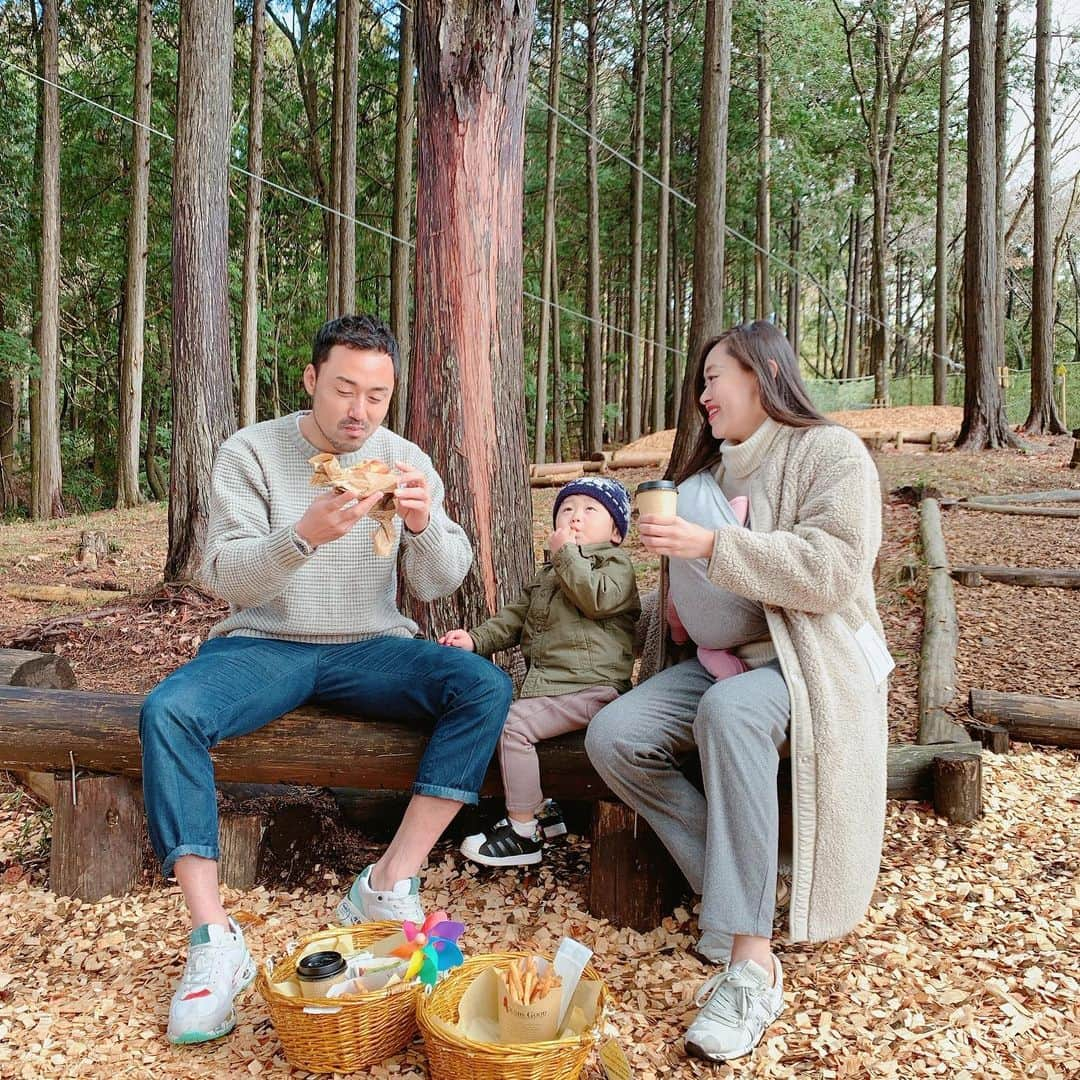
[411,782,477,806]
[162,843,219,881]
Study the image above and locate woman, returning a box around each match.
[585,321,890,1063]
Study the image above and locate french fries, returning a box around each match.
[499,956,561,1006]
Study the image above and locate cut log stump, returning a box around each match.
[932,754,982,824]
[972,723,1011,754]
[219,811,265,891]
[0,648,76,689]
[50,773,147,901]
[589,801,685,932]
[74,530,108,571]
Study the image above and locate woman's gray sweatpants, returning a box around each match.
[585,658,790,939]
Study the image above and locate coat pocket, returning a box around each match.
[847,621,895,688]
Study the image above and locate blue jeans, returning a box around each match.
[139,634,513,877]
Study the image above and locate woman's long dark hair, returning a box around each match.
[669,320,830,484]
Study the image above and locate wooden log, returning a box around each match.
[0,649,76,807]
[886,741,983,800]
[932,754,982,824]
[0,648,76,689]
[918,498,949,570]
[607,449,669,469]
[589,801,685,932]
[951,565,1080,589]
[0,686,975,802]
[860,429,958,446]
[50,773,147,901]
[3,584,128,604]
[953,502,1080,519]
[953,568,984,587]
[1070,437,1080,469]
[964,488,1080,505]
[968,689,1080,750]
[529,468,584,488]
[918,567,968,744]
[218,811,265,891]
[529,459,606,479]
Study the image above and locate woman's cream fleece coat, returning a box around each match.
[641,421,889,944]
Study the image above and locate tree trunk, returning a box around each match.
[786,199,800,356]
[167,0,237,582]
[672,198,685,424]
[327,0,346,316]
[116,0,152,507]
[552,230,563,463]
[390,0,416,434]
[958,0,1018,449]
[584,0,604,455]
[932,0,952,405]
[1023,0,1065,435]
[669,0,732,478]
[32,0,63,520]
[626,0,646,445]
[652,0,674,434]
[337,0,360,314]
[754,25,771,320]
[239,0,266,430]
[407,0,536,634]
[534,0,564,462]
[994,0,1009,379]
[0,295,17,510]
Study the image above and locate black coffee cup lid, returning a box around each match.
[636,480,677,493]
[297,950,346,980]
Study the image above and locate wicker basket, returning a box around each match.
[256,922,421,1074]
[417,951,608,1080]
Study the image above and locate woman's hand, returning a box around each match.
[637,515,715,559]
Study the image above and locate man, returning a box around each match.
[140,313,512,1045]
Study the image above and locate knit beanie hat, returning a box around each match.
[552,476,632,542]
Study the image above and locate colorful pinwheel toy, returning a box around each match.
[390,910,465,987]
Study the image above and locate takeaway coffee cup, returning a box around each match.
[635,479,678,519]
[296,950,348,999]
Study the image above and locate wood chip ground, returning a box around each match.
[1,416,1077,1077]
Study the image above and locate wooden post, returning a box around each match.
[974,724,1010,753]
[1071,429,1080,470]
[74,530,108,571]
[50,774,147,900]
[932,753,982,824]
[218,811,265,891]
[589,801,684,931]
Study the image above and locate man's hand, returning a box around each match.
[548,524,576,554]
[393,461,432,534]
[637,514,715,559]
[295,489,386,549]
[438,629,475,651]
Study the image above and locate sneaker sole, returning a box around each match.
[168,960,256,1046]
[461,848,543,868]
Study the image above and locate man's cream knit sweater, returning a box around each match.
[198,413,472,643]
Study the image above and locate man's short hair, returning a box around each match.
[311,314,400,378]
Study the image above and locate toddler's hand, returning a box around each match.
[548,525,576,553]
[439,629,475,651]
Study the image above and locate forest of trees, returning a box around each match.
[1,0,1080,528]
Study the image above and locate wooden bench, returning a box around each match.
[0,648,981,930]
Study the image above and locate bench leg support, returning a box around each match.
[588,800,684,931]
[50,774,147,901]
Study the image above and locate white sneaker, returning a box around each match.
[167,918,256,1045]
[684,955,784,1062]
[335,864,424,925]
